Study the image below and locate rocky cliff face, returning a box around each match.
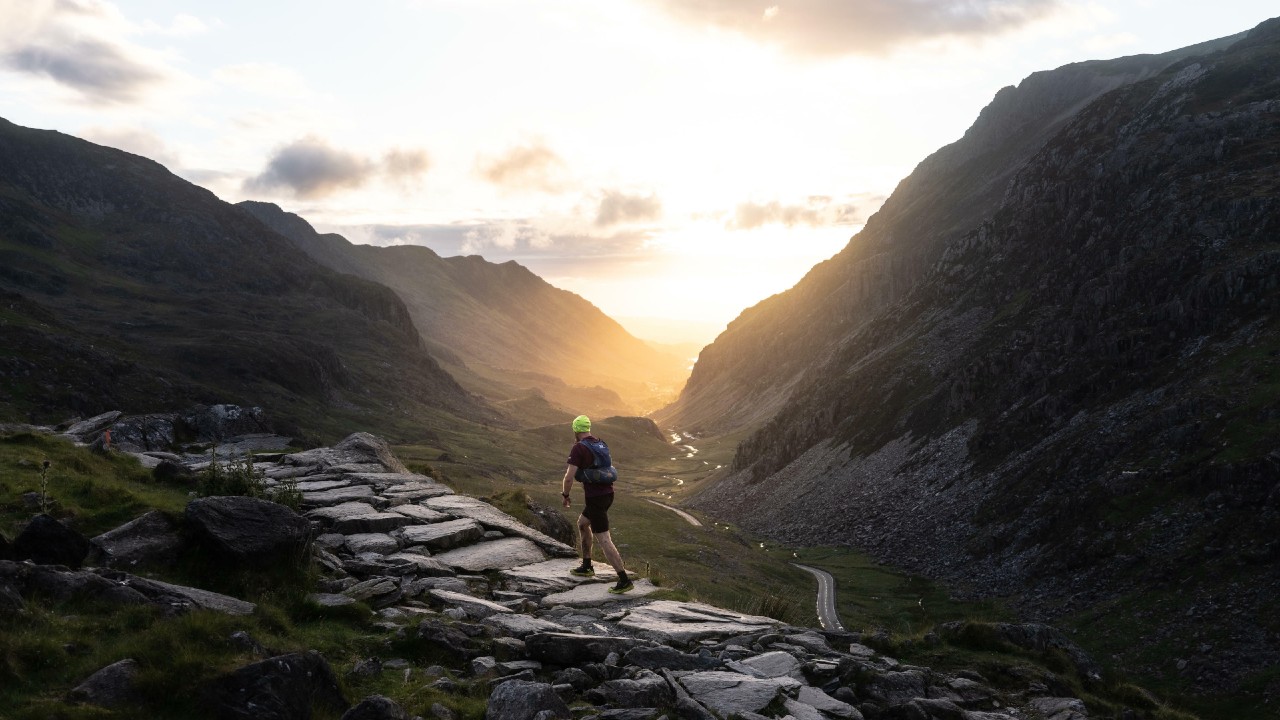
[656,32,1242,436]
[0,118,482,433]
[680,19,1280,698]
[238,202,688,417]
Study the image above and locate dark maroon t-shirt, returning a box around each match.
[568,434,614,499]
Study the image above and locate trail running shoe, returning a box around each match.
[569,563,595,577]
[609,578,634,594]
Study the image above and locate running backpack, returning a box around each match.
[574,438,618,484]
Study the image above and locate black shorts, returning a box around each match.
[581,493,614,533]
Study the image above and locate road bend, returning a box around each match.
[646,499,703,527]
[791,563,845,632]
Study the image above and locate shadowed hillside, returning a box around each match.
[667,19,1280,713]
[0,118,486,439]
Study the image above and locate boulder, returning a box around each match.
[205,651,348,720]
[185,496,309,562]
[401,518,485,551]
[525,632,652,666]
[107,414,178,452]
[89,510,183,568]
[63,411,123,441]
[342,694,412,720]
[182,404,268,442]
[417,618,477,660]
[100,572,257,615]
[677,671,800,718]
[587,670,675,708]
[283,432,408,473]
[432,538,547,572]
[384,552,455,576]
[624,645,721,672]
[862,669,928,706]
[796,686,862,719]
[0,582,23,613]
[486,679,571,720]
[67,658,139,708]
[14,514,91,568]
[617,601,780,644]
[735,650,801,679]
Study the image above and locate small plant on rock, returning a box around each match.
[197,452,300,511]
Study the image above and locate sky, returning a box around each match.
[1,1,1276,345]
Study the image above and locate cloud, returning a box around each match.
[476,142,566,193]
[649,0,1061,56]
[595,190,662,227]
[247,138,373,198]
[383,148,431,178]
[246,138,431,198]
[212,62,310,98]
[727,194,879,230]
[0,0,177,104]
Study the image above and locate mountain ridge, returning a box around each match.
[238,201,688,418]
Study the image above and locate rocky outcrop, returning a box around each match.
[68,659,140,708]
[205,651,348,720]
[185,496,310,562]
[0,560,255,615]
[13,514,90,568]
[88,510,183,568]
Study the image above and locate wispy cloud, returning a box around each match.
[246,137,431,198]
[726,194,877,230]
[476,142,567,193]
[649,0,1062,56]
[0,0,183,104]
[595,190,662,226]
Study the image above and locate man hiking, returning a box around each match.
[560,415,633,593]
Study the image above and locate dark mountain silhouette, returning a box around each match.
[0,117,484,438]
[237,202,688,420]
[668,19,1280,701]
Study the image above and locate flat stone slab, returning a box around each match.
[617,601,781,644]
[136,577,257,616]
[483,613,574,638]
[431,537,548,573]
[501,559,616,594]
[301,485,377,508]
[796,686,861,719]
[736,650,802,679]
[295,479,353,493]
[307,592,358,608]
[400,518,485,551]
[541,579,658,608]
[389,505,450,523]
[677,671,801,717]
[307,501,380,524]
[429,589,514,619]
[424,495,575,557]
[344,533,400,555]
[333,513,413,534]
[344,473,451,492]
[384,552,455,576]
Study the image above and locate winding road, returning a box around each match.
[646,499,703,527]
[791,563,845,632]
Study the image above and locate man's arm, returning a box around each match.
[561,465,576,508]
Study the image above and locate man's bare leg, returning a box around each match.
[592,530,625,574]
